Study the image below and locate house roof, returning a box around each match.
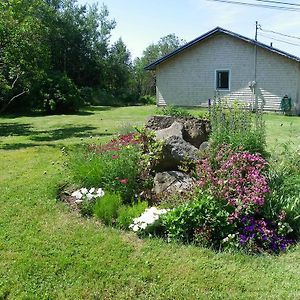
[145,27,300,70]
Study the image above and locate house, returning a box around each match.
[145,27,300,115]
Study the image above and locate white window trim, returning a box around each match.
[215,69,231,91]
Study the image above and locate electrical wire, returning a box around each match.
[255,0,300,7]
[205,0,300,11]
[259,27,300,40]
[258,32,300,46]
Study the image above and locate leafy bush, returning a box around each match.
[209,99,266,156]
[116,201,148,229]
[233,214,294,253]
[79,86,93,104]
[157,105,192,118]
[264,144,300,238]
[40,71,83,114]
[94,193,122,225]
[139,95,156,105]
[198,147,269,218]
[69,135,143,202]
[163,192,231,247]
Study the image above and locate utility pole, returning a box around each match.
[255,21,258,41]
[254,21,258,112]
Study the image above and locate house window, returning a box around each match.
[216,70,230,90]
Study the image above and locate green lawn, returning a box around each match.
[0,106,300,299]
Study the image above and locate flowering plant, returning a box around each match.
[236,214,294,253]
[71,187,105,203]
[129,207,169,235]
[71,187,105,216]
[198,148,269,218]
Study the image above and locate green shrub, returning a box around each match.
[157,105,192,118]
[139,95,156,105]
[116,201,148,229]
[265,144,300,238]
[40,71,82,114]
[162,192,232,247]
[69,144,142,202]
[94,193,122,225]
[209,99,267,157]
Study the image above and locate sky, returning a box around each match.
[77,0,300,59]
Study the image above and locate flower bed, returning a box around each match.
[64,103,300,254]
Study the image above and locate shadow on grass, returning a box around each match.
[0,109,95,119]
[87,106,116,112]
[0,142,59,150]
[30,125,112,142]
[0,123,34,137]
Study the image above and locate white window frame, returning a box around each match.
[215,69,231,91]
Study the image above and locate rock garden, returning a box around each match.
[63,102,300,254]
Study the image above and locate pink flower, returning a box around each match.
[119,178,128,184]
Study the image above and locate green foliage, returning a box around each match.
[280,96,292,115]
[133,34,185,97]
[40,71,82,113]
[94,192,122,225]
[265,143,300,237]
[163,192,231,247]
[116,201,148,229]
[157,105,192,118]
[0,0,50,113]
[69,144,142,202]
[209,99,267,156]
[139,95,156,105]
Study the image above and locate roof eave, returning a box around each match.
[144,27,300,70]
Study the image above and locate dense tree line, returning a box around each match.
[0,0,185,114]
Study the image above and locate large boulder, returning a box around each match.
[146,115,211,148]
[157,136,200,171]
[155,121,183,141]
[146,115,176,131]
[153,171,196,195]
[182,119,211,148]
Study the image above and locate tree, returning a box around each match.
[133,34,186,97]
[0,0,50,113]
[105,38,133,100]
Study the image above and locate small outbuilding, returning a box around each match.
[145,27,300,114]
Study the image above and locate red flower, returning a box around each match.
[119,178,128,184]
[112,155,119,159]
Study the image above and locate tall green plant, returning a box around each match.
[209,98,266,156]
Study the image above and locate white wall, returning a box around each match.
[156,33,300,113]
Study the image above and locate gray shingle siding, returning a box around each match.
[153,32,300,114]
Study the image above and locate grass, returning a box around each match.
[0,106,300,299]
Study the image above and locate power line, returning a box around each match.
[258,32,300,46]
[205,0,300,11]
[255,0,300,7]
[259,27,300,41]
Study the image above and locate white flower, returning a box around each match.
[96,188,105,197]
[75,199,83,204]
[89,188,95,194]
[129,207,169,232]
[80,188,88,194]
[71,190,82,199]
[86,193,94,201]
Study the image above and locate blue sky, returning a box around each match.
[78,0,300,59]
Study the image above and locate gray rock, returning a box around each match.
[153,171,196,195]
[182,119,211,148]
[155,121,183,141]
[199,141,209,151]
[157,136,199,171]
[146,115,176,130]
[146,115,211,148]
